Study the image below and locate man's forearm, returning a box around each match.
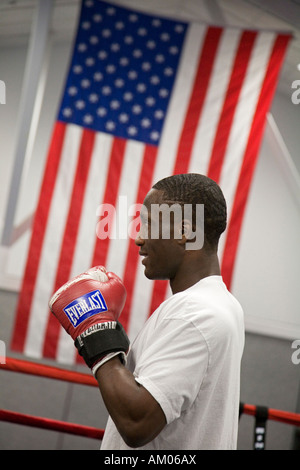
[95,357,166,448]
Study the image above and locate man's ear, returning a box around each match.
[178,219,194,245]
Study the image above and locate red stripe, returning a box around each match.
[207,30,257,182]
[173,26,223,175]
[11,122,66,352]
[147,27,223,318]
[120,144,158,332]
[221,34,291,289]
[91,137,127,267]
[42,128,96,358]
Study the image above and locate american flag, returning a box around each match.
[11,0,291,364]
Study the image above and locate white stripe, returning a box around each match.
[152,23,207,182]
[24,125,82,358]
[106,140,145,276]
[128,261,154,341]
[69,132,114,276]
[218,31,276,262]
[127,24,208,340]
[56,132,114,364]
[188,28,241,175]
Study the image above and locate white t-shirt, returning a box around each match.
[100,275,245,450]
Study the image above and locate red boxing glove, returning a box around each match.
[49,266,129,373]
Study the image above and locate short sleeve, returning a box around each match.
[132,318,209,424]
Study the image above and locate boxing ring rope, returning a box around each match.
[1,357,300,444]
[0,409,104,440]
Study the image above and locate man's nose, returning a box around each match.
[135,230,144,246]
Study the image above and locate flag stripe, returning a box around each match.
[24,126,83,357]
[221,34,292,288]
[11,122,67,352]
[146,26,224,319]
[120,144,158,332]
[42,128,96,358]
[91,137,127,267]
[173,26,223,175]
[207,31,257,182]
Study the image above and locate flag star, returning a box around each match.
[154,109,164,119]
[82,21,91,30]
[106,64,116,74]
[97,107,107,117]
[145,96,156,106]
[132,49,143,59]
[124,35,134,44]
[81,79,91,88]
[128,14,138,22]
[159,88,169,98]
[160,33,170,41]
[114,78,125,87]
[115,21,125,30]
[127,126,138,136]
[111,43,120,52]
[132,104,142,114]
[128,70,138,80]
[110,100,120,109]
[164,67,174,76]
[137,27,147,36]
[106,7,116,15]
[78,43,87,52]
[123,91,133,101]
[150,75,160,85]
[89,93,99,103]
[136,83,147,93]
[86,57,95,66]
[175,24,184,33]
[146,40,156,49]
[169,46,179,55]
[83,114,93,124]
[68,86,78,95]
[142,62,151,71]
[150,131,160,141]
[98,50,108,60]
[89,36,99,45]
[73,65,83,74]
[102,29,112,38]
[152,19,161,27]
[102,85,111,96]
[75,100,85,109]
[102,86,112,95]
[94,72,103,81]
[106,121,116,130]
[155,54,165,63]
[119,113,129,123]
[119,57,129,66]
[141,118,151,128]
[93,14,102,22]
[62,107,72,117]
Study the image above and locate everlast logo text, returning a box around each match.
[63,290,108,327]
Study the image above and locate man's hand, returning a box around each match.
[49,266,129,374]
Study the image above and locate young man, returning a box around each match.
[49,173,245,450]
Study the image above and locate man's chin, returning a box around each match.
[143,266,168,281]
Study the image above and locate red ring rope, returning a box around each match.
[0,409,104,440]
[0,357,299,438]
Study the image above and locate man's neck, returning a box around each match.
[170,252,220,295]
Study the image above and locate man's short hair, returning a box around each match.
[152,173,227,250]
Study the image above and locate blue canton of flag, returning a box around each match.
[58,0,187,145]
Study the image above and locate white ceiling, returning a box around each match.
[0,0,299,97]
